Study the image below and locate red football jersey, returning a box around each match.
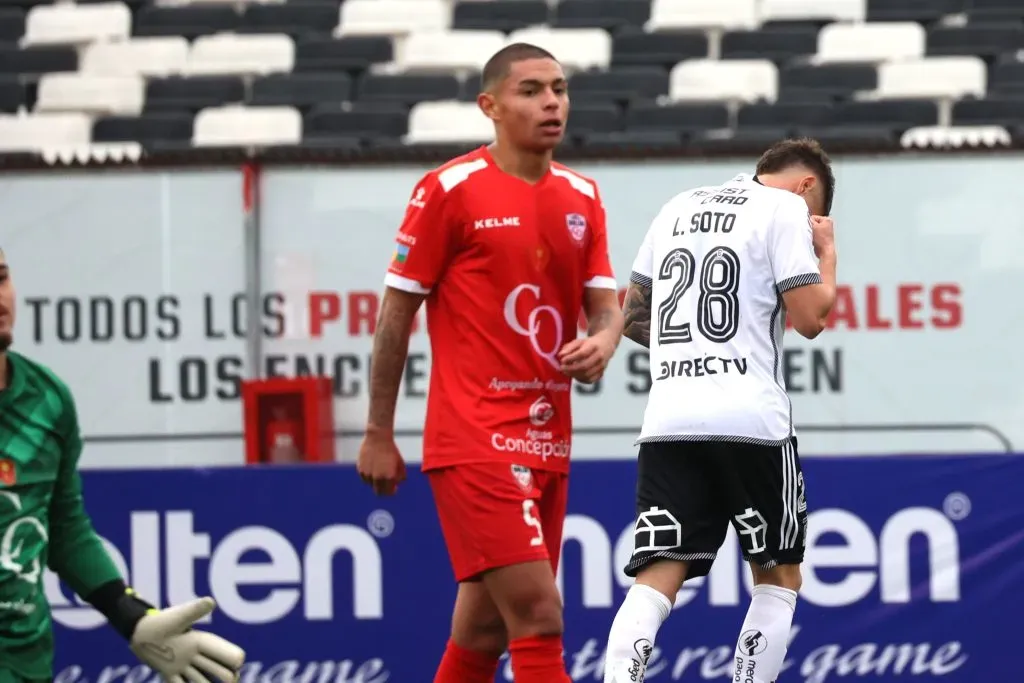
[384,146,617,474]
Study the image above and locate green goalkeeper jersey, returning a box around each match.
[0,352,122,678]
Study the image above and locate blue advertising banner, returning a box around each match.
[50,456,1022,682]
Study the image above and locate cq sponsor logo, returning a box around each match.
[504,284,564,370]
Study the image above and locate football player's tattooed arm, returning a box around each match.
[366,287,424,433]
[622,281,652,348]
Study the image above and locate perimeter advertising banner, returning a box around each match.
[48,456,1020,682]
[6,155,1023,465]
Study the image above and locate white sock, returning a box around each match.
[603,584,673,683]
[733,584,798,683]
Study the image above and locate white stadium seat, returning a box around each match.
[22,2,131,47]
[336,0,450,38]
[507,27,611,71]
[0,113,93,152]
[814,22,925,64]
[670,59,778,103]
[81,37,190,77]
[36,73,144,116]
[193,105,302,147]
[901,125,1011,149]
[647,0,759,32]
[185,33,294,76]
[760,0,865,23]
[399,30,506,73]
[406,101,493,144]
[875,57,986,100]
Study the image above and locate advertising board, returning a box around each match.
[48,456,1019,682]
[7,155,1022,466]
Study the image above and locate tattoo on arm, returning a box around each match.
[622,282,652,348]
[367,289,422,430]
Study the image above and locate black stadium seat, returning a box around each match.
[0,8,24,42]
[611,29,708,68]
[92,112,194,146]
[626,102,730,136]
[553,0,651,31]
[451,0,548,32]
[778,64,878,101]
[241,3,338,36]
[989,58,1024,94]
[926,24,1024,59]
[737,102,833,134]
[134,5,241,39]
[569,67,669,103]
[0,44,76,74]
[305,102,409,142]
[866,0,965,22]
[145,76,246,112]
[721,27,819,63]
[952,95,1024,126]
[250,73,353,108]
[357,74,461,105]
[0,76,22,112]
[566,101,623,136]
[293,36,392,72]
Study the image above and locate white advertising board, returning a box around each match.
[9,155,1022,467]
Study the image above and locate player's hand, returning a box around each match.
[357,428,407,496]
[810,215,835,258]
[130,597,245,683]
[558,334,615,384]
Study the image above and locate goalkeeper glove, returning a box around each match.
[129,597,246,683]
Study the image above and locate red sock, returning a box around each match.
[433,639,500,683]
[509,634,572,683]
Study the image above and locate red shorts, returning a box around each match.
[428,462,569,582]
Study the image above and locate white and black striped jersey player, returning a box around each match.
[602,139,838,683]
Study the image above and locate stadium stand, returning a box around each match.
[0,0,1022,153]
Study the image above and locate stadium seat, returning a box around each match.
[989,58,1024,95]
[953,95,1024,127]
[866,0,963,22]
[398,30,506,74]
[647,0,759,31]
[81,37,189,77]
[242,2,339,36]
[626,101,730,136]
[294,36,392,72]
[670,59,778,103]
[553,0,652,31]
[611,29,708,68]
[336,0,450,38]
[36,73,144,116]
[358,73,461,105]
[406,100,492,144]
[0,78,23,112]
[926,24,1024,60]
[305,102,408,142]
[721,27,818,62]
[91,111,193,146]
[133,5,241,39]
[0,8,25,42]
[779,63,877,100]
[566,101,623,135]
[451,0,548,33]
[965,0,1024,22]
[0,44,77,75]
[185,33,295,76]
[250,73,352,108]
[193,104,302,146]
[828,98,939,130]
[814,22,926,63]
[22,2,130,47]
[737,101,832,132]
[760,0,865,23]
[569,67,670,103]
[507,27,611,71]
[0,112,92,151]
[874,57,986,100]
[145,75,245,111]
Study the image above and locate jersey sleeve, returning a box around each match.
[47,381,123,597]
[629,220,656,289]
[767,194,823,293]
[584,188,617,289]
[383,172,461,295]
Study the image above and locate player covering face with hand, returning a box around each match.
[0,251,245,683]
[603,139,837,683]
[357,44,624,683]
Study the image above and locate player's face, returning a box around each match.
[482,58,569,152]
[0,256,14,351]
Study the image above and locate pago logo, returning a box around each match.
[556,505,962,609]
[45,510,389,629]
[504,284,564,370]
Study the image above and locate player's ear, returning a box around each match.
[477,91,499,122]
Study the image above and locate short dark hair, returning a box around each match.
[755,138,835,215]
[481,43,558,92]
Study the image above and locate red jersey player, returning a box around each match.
[357,43,624,683]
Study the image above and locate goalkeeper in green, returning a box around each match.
[0,251,245,682]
